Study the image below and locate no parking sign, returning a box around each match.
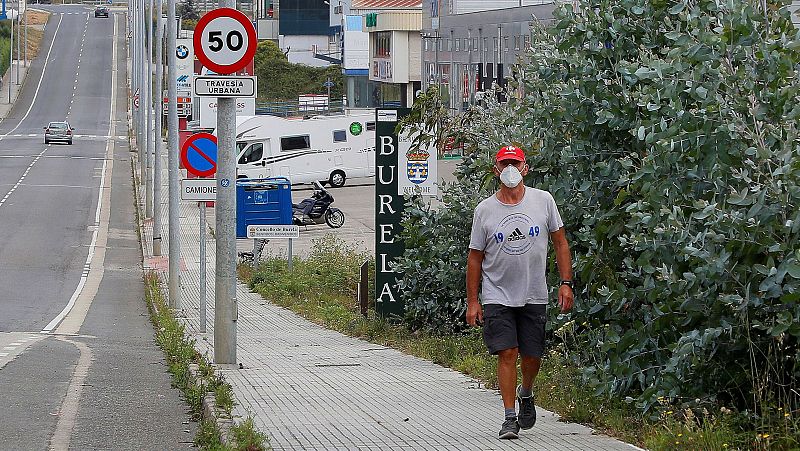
[180,133,218,178]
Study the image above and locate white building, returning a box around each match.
[363,4,422,107]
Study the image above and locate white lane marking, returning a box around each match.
[44,13,119,334]
[0,353,7,358]
[0,15,65,208]
[9,342,23,346]
[48,338,93,451]
[0,147,49,209]
[0,15,64,141]
[2,346,15,351]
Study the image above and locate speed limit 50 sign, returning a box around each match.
[194,8,257,75]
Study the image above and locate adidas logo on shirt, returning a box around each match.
[507,228,526,242]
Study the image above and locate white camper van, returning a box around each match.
[234,111,375,187]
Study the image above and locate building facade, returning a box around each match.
[421,0,556,111]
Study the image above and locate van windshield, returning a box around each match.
[237,142,248,153]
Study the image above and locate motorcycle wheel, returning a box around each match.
[325,209,345,228]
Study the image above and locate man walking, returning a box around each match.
[466,145,574,439]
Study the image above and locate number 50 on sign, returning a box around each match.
[194,8,257,75]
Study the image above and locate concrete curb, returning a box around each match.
[188,363,236,447]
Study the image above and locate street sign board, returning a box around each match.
[180,132,218,178]
[194,8,257,75]
[176,38,194,93]
[181,178,217,201]
[247,225,300,239]
[194,75,256,98]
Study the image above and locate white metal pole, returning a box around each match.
[215,0,238,365]
[200,202,207,333]
[146,0,154,218]
[138,0,146,185]
[15,13,20,84]
[9,13,13,99]
[23,8,27,67]
[167,0,181,309]
[153,4,164,256]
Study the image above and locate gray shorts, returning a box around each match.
[482,303,547,357]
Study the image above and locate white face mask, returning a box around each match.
[498,164,523,188]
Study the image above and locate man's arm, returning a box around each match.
[466,248,484,326]
[550,227,574,312]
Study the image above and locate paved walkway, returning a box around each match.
[138,152,642,450]
[0,62,30,122]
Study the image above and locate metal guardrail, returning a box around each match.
[255,100,347,118]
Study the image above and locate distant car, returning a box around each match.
[44,121,74,145]
[94,6,109,17]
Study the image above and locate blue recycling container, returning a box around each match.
[236,177,293,238]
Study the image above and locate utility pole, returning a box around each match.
[167,0,181,309]
[146,0,155,218]
[23,7,26,67]
[153,0,164,256]
[9,11,13,101]
[138,0,146,187]
[15,12,20,84]
[214,0,238,364]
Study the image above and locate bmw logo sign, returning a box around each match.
[176,45,189,59]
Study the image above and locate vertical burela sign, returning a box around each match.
[375,108,410,316]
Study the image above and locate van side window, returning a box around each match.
[238,143,263,164]
[333,130,347,143]
[281,135,311,152]
[366,122,376,131]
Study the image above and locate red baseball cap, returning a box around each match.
[495,145,525,162]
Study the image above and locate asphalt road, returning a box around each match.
[0,6,196,449]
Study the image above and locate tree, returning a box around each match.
[254,40,344,102]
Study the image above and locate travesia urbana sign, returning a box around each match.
[374,108,410,316]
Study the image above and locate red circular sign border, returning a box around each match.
[181,132,219,178]
[194,8,257,75]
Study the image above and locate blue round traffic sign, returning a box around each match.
[180,133,218,177]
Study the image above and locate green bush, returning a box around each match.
[396,0,800,424]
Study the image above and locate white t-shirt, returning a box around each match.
[468,186,564,307]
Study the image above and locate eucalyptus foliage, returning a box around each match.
[396,0,800,414]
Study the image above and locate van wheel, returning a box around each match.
[329,170,346,188]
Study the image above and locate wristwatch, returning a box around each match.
[560,280,574,289]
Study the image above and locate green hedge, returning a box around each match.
[396,0,800,436]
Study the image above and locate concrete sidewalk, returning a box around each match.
[0,62,30,123]
[138,154,642,450]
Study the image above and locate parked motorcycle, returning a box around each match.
[292,181,345,228]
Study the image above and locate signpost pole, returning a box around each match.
[146,0,155,218]
[153,1,164,256]
[195,6,257,365]
[167,0,181,309]
[200,202,207,333]
[288,238,293,271]
[15,13,20,84]
[138,0,146,187]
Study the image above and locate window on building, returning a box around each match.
[473,38,478,51]
[493,37,498,52]
[504,36,509,52]
[238,143,263,164]
[437,38,443,51]
[281,135,311,152]
[446,38,452,51]
[524,34,531,50]
[333,130,347,142]
[454,38,460,52]
[424,38,429,51]
[366,121,376,131]
[375,32,391,57]
[482,37,488,53]
[514,35,520,50]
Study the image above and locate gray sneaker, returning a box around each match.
[499,417,520,439]
[517,385,536,429]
